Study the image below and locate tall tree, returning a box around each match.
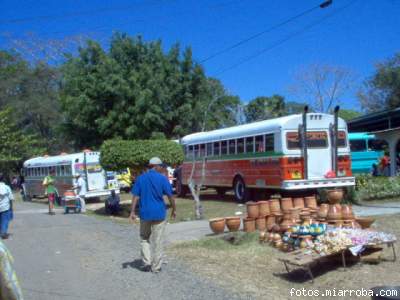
[359,53,400,112]
[285,101,308,114]
[289,63,354,113]
[244,95,286,122]
[338,109,361,121]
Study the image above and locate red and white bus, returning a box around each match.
[176,112,355,202]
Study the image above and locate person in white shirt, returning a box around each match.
[73,174,86,213]
[0,175,14,239]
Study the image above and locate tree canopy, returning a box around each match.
[244,95,286,122]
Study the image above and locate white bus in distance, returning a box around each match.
[22,151,119,201]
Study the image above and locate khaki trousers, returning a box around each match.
[140,220,166,271]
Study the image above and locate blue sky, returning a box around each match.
[1,0,400,110]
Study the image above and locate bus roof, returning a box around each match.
[23,152,100,168]
[182,113,347,145]
[348,132,376,140]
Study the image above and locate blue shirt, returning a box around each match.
[132,169,173,221]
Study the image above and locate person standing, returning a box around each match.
[0,240,24,299]
[0,174,14,239]
[129,157,176,273]
[43,169,56,215]
[73,174,87,213]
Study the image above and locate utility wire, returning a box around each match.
[214,0,356,76]
[200,2,329,63]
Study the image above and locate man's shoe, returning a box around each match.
[1,233,9,239]
[152,268,161,274]
[140,265,151,272]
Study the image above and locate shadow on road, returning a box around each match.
[122,259,144,271]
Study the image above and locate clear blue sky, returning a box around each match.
[1,0,400,110]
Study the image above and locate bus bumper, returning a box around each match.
[281,177,355,190]
[85,189,120,199]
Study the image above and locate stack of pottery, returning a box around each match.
[225,216,241,232]
[266,214,276,232]
[245,201,258,232]
[280,197,294,212]
[269,199,281,214]
[209,218,226,234]
[243,217,256,232]
[289,207,301,223]
[305,196,318,209]
[317,204,329,221]
[326,189,344,227]
[293,197,305,209]
[341,205,358,228]
[280,212,295,232]
[257,201,270,231]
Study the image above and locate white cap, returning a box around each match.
[149,157,163,165]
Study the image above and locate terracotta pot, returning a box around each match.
[258,201,270,216]
[280,218,294,232]
[341,205,354,220]
[273,212,284,224]
[280,197,293,211]
[273,233,282,241]
[225,216,241,232]
[355,217,375,229]
[269,199,281,213]
[209,218,226,234]
[327,204,342,220]
[289,207,301,222]
[282,210,292,220]
[305,196,317,208]
[274,240,283,249]
[243,217,256,232]
[310,208,318,219]
[256,217,266,231]
[266,215,276,226]
[318,204,329,219]
[327,189,344,204]
[259,230,267,243]
[293,197,305,209]
[246,201,259,219]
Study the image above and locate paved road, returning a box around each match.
[5,201,246,300]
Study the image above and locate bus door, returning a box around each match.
[84,152,107,191]
[306,131,331,179]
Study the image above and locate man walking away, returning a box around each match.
[73,174,86,213]
[43,169,56,215]
[129,157,176,273]
[0,174,14,239]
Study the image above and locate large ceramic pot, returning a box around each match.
[243,217,256,232]
[269,199,281,214]
[341,205,354,220]
[246,201,259,219]
[280,197,293,211]
[318,204,329,219]
[305,196,317,208]
[258,201,270,216]
[266,215,276,231]
[327,189,344,204]
[256,217,266,231]
[225,216,241,232]
[209,218,226,234]
[327,204,342,220]
[293,197,305,209]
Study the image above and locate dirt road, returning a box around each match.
[5,201,246,300]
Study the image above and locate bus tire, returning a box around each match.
[233,177,250,203]
[175,179,189,197]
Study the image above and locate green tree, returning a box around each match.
[359,53,400,112]
[244,95,286,122]
[338,109,361,121]
[285,101,308,114]
[60,33,240,148]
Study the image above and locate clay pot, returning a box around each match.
[225,216,241,232]
[259,230,267,243]
[327,189,344,204]
[274,240,283,249]
[273,233,282,241]
[293,197,305,209]
[280,197,293,211]
[289,207,301,222]
[273,212,284,225]
[318,204,329,219]
[310,208,318,219]
[355,217,375,229]
[327,204,342,220]
[258,201,270,216]
[246,201,259,218]
[267,232,274,242]
[256,217,266,231]
[243,217,256,232]
[305,196,317,208]
[209,218,226,234]
[280,218,294,233]
[341,205,354,220]
[269,199,281,214]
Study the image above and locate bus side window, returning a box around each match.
[368,139,388,151]
[60,165,66,176]
[228,140,236,155]
[237,138,244,153]
[200,144,205,157]
[246,137,254,153]
[65,165,72,176]
[187,145,193,159]
[56,166,61,176]
[206,143,213,156]
[194,145,199,158]
[265,134,274,151]
[337,131,347,147]
[255,135,264,152]
[221,141,228,155]
[214,141,220,156]
[350,139,366,152]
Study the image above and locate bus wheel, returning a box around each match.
[233,177,249,203]
[175,179,188,198]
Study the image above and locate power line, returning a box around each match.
[200,1,333,63]
[213,0,357,76]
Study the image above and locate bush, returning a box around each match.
[100,139,184,172]
[349,174,400,202]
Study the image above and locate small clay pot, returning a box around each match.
[327,204,342,220]
[258,201,270,216]
[305,196,317,208]
[293,197,305,209]
[243,217,256,232]
[225,216,241,232]
[273,212,284,225]
[280,197,293,211]
[246,201,259,219]
[289,207,301,222]
[341,205,354,220]
[318,204,329,219]
[280,218,294,233]
[327,189,344,204]
[209,218,226,234]
[256,217,266,231]
[259,230,267,243]
[269,199,281,213]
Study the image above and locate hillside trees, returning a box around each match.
[244,95,286,122]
